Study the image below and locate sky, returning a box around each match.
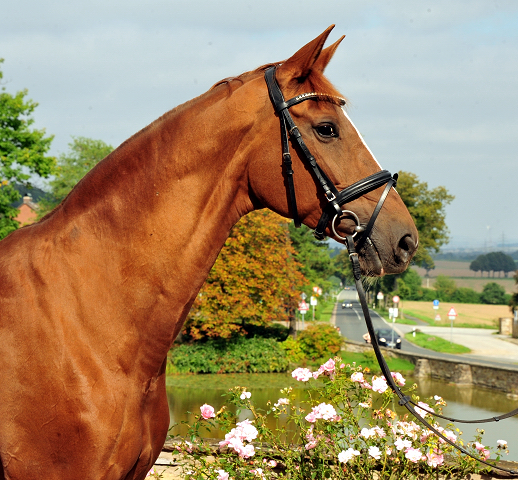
[2,0,518,250]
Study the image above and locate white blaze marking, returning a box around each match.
[341,106,383,170]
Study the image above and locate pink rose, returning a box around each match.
[200,404,215,419]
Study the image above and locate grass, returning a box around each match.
[404,331,471,354]
[374,307,418,325]
[319,301,335,323]
[337,350,415,373]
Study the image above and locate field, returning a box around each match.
[412,260,516,294]
[399,300,511,328]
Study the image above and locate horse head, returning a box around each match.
[246,26,418,276]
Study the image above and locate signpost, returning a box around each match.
[376,291,384,309]
[448,307,457,343]
[298,300,309,330]
[433,299,440,310]
[310,295,318,321]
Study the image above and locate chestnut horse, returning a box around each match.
[0,26,417,479]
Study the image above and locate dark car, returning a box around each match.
[375,328,402,349]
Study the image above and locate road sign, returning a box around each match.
[298,301,309,313]
[310,296,318,306]
[377,292,384,300]
[392,295,400,303]
[300,292,307,300]
[433,299,439,310]
[435,314,441,321]
[388,307,398,318]
[448,307,457,320]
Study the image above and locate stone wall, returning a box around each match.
[344,340,518,396]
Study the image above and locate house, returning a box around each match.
[15,194,39,226]
[11,185,46,227]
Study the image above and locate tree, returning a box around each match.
[433,275,457,301]
[396,171,454,269]
[0,59,55,239]
[288,223,335,292]
[183,210,307,340]
[480,282,507,305]
[509,271,518,313]
[470,252,516,278]
[38,136,113,216]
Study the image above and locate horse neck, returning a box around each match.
[46,87,257,343]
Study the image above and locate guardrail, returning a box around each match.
[344,340,518,396]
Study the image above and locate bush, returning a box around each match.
[169,337,289,374]
[280,336,305,365]
[297,324,343,361]
[451,287,481,304]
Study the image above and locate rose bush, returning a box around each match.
[166,359,508,479]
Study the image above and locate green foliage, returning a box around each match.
[396,171,454,269]
[280,336,305,365]
[510,270,518,313]
[433,275,457,301]
[480,282,508,305]
[470,251,516,278]
[38,136,113,216]
[169,337,290,374]
[393,269,424,300]
[296,324,343,361]
[0,58,55,239]
[289,222,335,292]
[451,287,481,304]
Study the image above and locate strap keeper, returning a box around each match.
[398,396,411,406]
[325,191,336,202]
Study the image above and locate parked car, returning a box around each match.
[375,328,402,349]
[342,302,353,309]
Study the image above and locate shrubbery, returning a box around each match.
[169,322,344,374]
[296,324,343,361]
[168,337,290,374]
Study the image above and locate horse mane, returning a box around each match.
[210,62,347,107]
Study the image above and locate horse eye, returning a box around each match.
[315,124,338,138]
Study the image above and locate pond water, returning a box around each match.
[166,373,518,460]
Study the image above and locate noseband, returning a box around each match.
[265,66,518,475]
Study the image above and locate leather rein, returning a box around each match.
[264,66,518,474]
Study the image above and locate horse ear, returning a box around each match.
[313,35,345,73]
[276,25,337,85]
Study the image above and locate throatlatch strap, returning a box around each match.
[344,235,518,475]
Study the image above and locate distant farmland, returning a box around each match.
[412,260,516,294]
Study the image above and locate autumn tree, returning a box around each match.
[38,136,113,216]
[183,210,307,340]
[0,59,55,239]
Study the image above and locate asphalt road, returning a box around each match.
[334,289,518,369]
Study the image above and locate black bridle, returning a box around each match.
[264,66,397,245]
[265,66,518,475]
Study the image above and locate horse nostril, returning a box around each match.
[397,234,417,263]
